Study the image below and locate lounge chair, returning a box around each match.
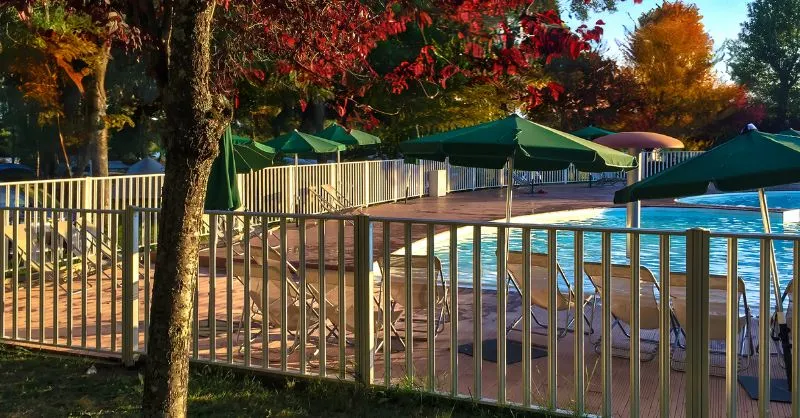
[590,173,626,187]
[51,218,118,282]
[230,259,320,354]
[778,279,796,369]
[307,185,365,221]
[669,272,754,374]
[504,251,581,339]
[376,254,450,338]
[512,172,543,190]
[3,223,43,274]
[322,284,402,352]
[5,221,84,285]
[233,241,402,348]
[202,209,255,250]
[584,262,663,361]
[320,184,365,214]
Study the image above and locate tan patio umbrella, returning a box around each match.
[594,132,685,232]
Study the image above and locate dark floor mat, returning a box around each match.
[457,339,547,364]
[738,376,791,403]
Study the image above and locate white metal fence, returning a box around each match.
[5,150,742,416]
[0,151,698,216]
[1,207,797,417]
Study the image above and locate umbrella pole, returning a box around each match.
[626,148,642,258]
[506,157,514,224]
[758,188,783,309]
[758,187,792,391]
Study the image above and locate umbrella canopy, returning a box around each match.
[594,132,685,150]
[0,163,35,181]
[231,135,276,173]
[779,128,800,137]
[126,158,164,175]
[264,129,346,155]
[571,125,615,140]
[316,123,381,146]
[205,127,242,211]
[400,115,637,172]
[614,130,800,203]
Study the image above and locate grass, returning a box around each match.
[0,345,553,417]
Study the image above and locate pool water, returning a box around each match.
[677,190,800,209]
[412,207,800,311]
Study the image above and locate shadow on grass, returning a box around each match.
[0,345,554,417]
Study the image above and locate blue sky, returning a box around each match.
[564,0,751,77]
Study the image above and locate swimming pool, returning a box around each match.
[676,190,800,209]
[404,207,800,311]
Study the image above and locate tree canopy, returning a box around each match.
[727,0,800,128]
[620,1,762,147]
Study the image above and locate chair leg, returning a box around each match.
[507,311,524,334]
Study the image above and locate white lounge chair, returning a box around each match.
[377,254,450,338]
[669,272,754,374]
[504,251,582,339]
[230,258,323,354]
[584,262,663,361]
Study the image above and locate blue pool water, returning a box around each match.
[417,207,800,311]
[676,191,800,209]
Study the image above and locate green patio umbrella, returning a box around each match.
[231,135,276,173]
[571,125,615,140]
[779,128,800,137]
[400,114,637,222]
[614,128,800,394]
[400,114,636,356]
[205,127,242,211]
[265,129,346,163]
[316,123,381,147]
[265,129,346,213]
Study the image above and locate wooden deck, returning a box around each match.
[1,268,793,417]
[3,184,798,417]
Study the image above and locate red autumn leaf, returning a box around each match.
[596,19,605,25]
[299,99,308,112]
[281,34,297,48]
[547,82,565,100]
[337,104,346,117]
[464,42,484,58]
[418,11,433,28]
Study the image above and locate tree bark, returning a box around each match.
[777,77,791,125]
[299,99,326,133]
[142,1,230,416]
[86,43,111,179]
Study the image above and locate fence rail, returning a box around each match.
[2,205,798,417]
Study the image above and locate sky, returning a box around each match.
[564,0,751,77]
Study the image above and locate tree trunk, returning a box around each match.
[777,78,791,125]
[86,43,111,179]
[299,99,326,133]
[142,1,230,416]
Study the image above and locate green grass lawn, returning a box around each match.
[0,345,551,417]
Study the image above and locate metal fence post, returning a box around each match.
[419,163,424,196]
[685,228,710,418]
[80,177,90,210]
[121,206,140,366]
[353,214,374,385]
[363,162,371,207]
